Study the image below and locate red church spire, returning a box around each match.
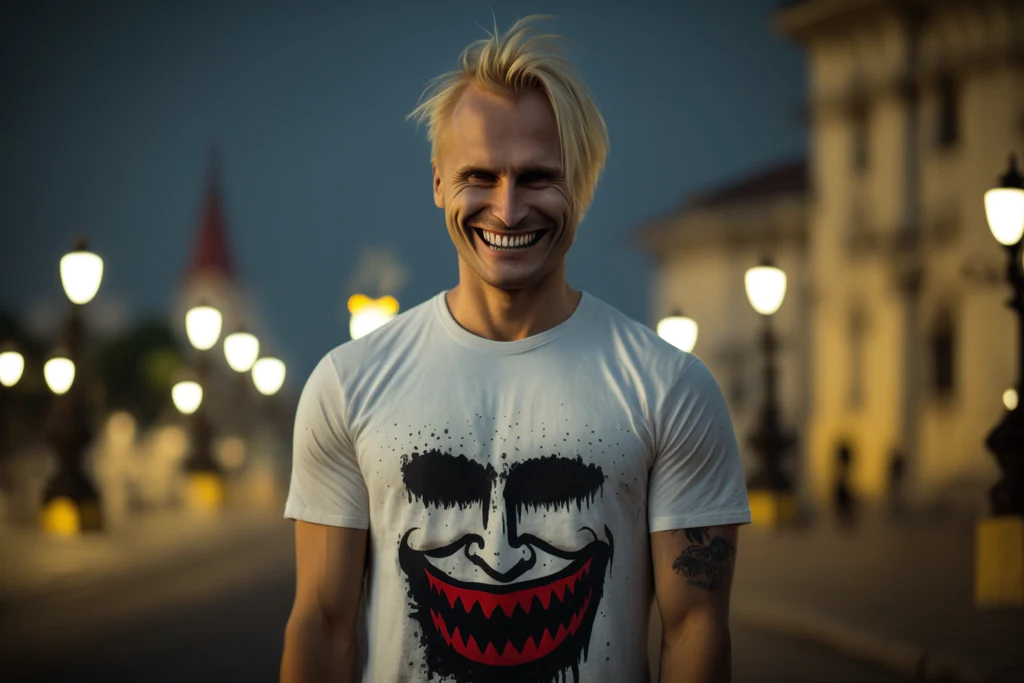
[186,149,235,282]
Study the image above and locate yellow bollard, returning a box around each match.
[747,490,798,528]
[975,514,1024,607]
[187,471,225,514]
[41,496,81,536]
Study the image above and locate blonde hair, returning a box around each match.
[407,14,609,224]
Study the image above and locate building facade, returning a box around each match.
[638,0,1024,516]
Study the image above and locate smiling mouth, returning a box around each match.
[474,228,547,251]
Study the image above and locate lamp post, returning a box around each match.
[0,342,25,458]
[975,153,1024,607]
[182,302,224,512]
[744,257,797,527]
[41,238,105,535]
[983,154,1024,516]
[224,326,259,436]
[657,310,699,353]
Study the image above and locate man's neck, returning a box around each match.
[445,268,581,342]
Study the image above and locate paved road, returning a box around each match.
[1,526,916,683]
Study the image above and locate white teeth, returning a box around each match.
[481,230,538,249]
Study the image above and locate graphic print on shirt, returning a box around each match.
[399,450,613,683]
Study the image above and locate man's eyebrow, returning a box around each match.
[454,164,562,178]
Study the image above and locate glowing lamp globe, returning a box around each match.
[185,305,223,351]
[0,349,25,387]
[745,260,788,316]
[657,312,699,353]
[224,331,260,372]
[348,294,399,340]
[252,357,286,396]
[1005,388,1019,412]
[984,155,1024,246]
[172,381,203,415]
[60,247,104,305]
[44,357,76,395]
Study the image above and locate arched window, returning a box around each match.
[930,307,956,397]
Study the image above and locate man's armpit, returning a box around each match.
[669,526,736,591]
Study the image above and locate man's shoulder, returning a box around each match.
[583,292,697,375]
[309,293,440,389]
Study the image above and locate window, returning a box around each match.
[847,305,868,410]
[930,307,956,397]
[935,73,959,148]
[849,80,870,174]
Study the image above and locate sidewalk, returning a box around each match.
[730,511,1024,683]
[0,503,289,610]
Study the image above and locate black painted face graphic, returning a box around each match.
[400,450,613,683]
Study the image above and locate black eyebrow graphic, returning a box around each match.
[401,450,498,527]
[503,455,605,519]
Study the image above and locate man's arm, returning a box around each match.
[651,524,739,683]
[281,521,368,683]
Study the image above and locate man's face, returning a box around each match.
[433,85,574,291]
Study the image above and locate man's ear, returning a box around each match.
[432,161,444,209]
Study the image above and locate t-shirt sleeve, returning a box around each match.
[648,356,751,532]
[283,352,370,529]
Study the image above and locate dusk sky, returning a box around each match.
[1,0,805,387]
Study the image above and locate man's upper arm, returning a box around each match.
[651,525,738,636]
[291,520,368,633]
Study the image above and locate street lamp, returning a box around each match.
[183,302,224,513]
[744,257,796,527]
[224,330,259,373]
[0,342,25,459]
[171,380,203,415]
[982,153,1024,518]
[976,154,1024,608]
[0,344,25,388]
[657,310,698,353]
[252,356,286,396]
[41,237,104,536]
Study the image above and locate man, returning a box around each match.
[281,15,750,683]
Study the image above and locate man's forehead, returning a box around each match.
[439,85,561,167]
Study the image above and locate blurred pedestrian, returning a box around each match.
[834,441,856,529]
[888,448,906,520]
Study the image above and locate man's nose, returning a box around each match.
[466,510,532,576]
[490,181,529,229]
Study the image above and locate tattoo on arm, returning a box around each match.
[670,527,735,591]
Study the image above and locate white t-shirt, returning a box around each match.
[285,290,751,683]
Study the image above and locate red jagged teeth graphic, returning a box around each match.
[519,635,540,661]
[465,634,485,661]
[537,584,553,609]
[425,557,599,664]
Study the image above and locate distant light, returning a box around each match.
[0,350,25,387]
[60,249,104,305]
[1004,388,1019,412]
[745,261,788,316]
[217,437,247,472]
[657,314,698,353]
[252,357,286,396]
[185,305,223,351]
[44,357,76,395]
[224,331,260,372]
[172,381,203,414]
[348,294,399,340]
